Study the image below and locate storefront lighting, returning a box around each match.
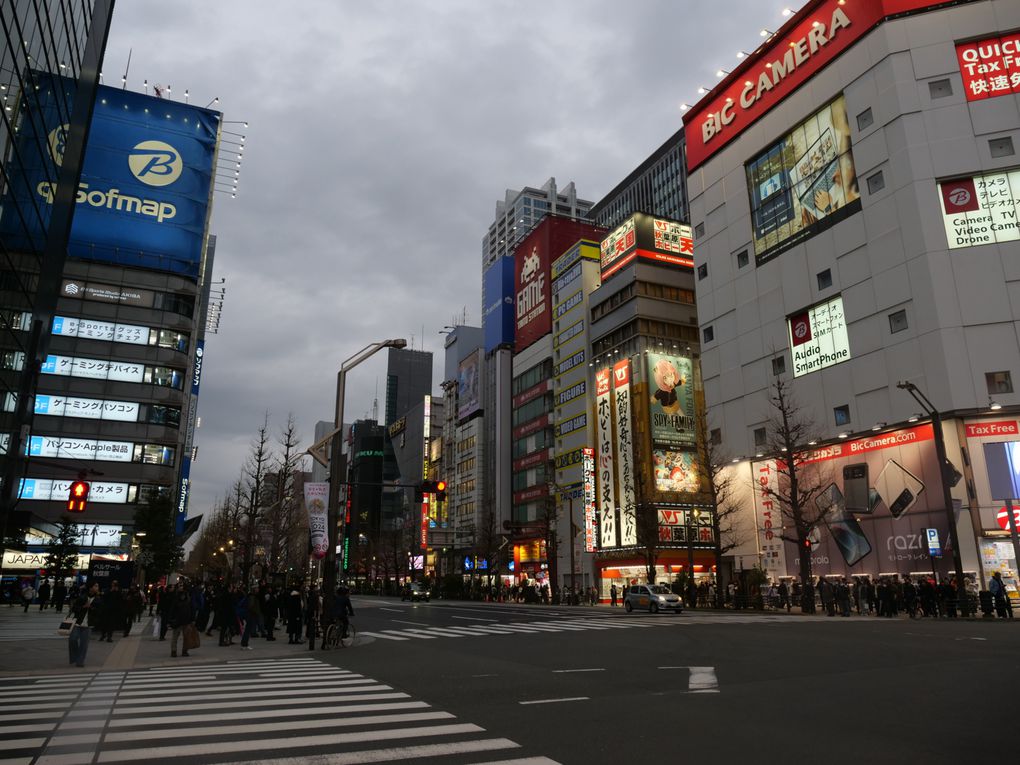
[736,50,751,59]
[782,7,794,16]
[680,103,690,111]
[755,452,764,458]
[697,86,710,94]
[761,28,775,37]
[908,413,922,423]
[716,69,730,78]
[731,457,741,463]
[838,432,849,439]
[990,399,1003,411]
[808,440,818,445]
[872,422,886,431]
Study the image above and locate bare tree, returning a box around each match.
[264,414,303,576]
[763,377,830,610]
[239,415,272,583]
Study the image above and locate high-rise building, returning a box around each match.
[684,0,1020,588]
[384,347,432,427]
[589,129,689,232]
[0,1,114,548]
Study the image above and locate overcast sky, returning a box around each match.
[100,1,786,518]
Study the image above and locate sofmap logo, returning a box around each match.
[128,140,183,186]
[48,124,69,167]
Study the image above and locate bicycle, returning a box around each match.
[324,618,356,648]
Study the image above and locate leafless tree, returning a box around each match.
[264,414,303,575]
[239,414,272,583]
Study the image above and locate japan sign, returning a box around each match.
[787,296,850,377]
[956,33,1020,102]
[938,169,1020,250]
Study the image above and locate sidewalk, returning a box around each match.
[0,605,316,676]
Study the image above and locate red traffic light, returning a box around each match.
[435,481,446,493]
[67,480,90,513]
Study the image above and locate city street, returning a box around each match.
[0,597,1015,764]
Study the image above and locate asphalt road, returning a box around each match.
[323,597,1019,764]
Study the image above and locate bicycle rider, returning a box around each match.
[329,585,355,640]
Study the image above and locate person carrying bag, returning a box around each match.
[68,583,99,668]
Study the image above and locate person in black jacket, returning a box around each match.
[99,581,123,642]
[263,587,279,641]
[285,589,303,644]
[68,583,99,667]
[168,588,195,658]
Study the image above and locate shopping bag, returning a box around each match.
[57,619,75,637]
[183,624,200,651]
[152,617,161,638]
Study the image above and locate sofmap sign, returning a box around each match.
[682,0,957,171]
[482,257,515,352]
[938,169,1020,249]
[1,80,218,278]
[956,33,1020,102]
[787,296,850,377]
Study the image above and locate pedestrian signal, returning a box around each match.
[67,480,90,513]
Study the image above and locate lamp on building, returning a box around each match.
[908,413,922,423]
[716,69,730,78]
[782,7,794,16]
[697,85,711,94]
[871,422,886,431]
[680,103,691,111]
[760,28,775,37]
[736,50,751,59]
[896,380,970,614]
[989,399,1003,411]
[837,431,849,439]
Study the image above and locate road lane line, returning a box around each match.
[379,607,404,613]
[109,692,410,715]
[358,631,410,641]
[452,615,499,622]
[392,619,432,626]
[688,666,719,693]
[107,701,430,728]
[551,668,604,673]
[470,759,561,765]
[519,697,589,706]
[381,630,436,640]
[237,738,521,765]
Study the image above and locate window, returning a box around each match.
[990,137,1015,159]
[888,309,908,334]
[834,405,850,426]
[136,444,176,466]
[771,356,786,376]
[928,78,953,99]
[866,171,885,194]
[702,325,714,343]
[736,250,749,269]
[694,222,705,238]
[986,371,1014,394]
[856,107,873,131]
[817,269,832,290]
[710,428,722,445]
[753,427,767,447]
[697,263,708,280]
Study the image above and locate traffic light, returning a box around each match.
[420,480,448,501]
[436,480,447,502]
[67,480,90,513]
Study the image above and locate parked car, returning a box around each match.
[402,582,430,603]
[624,584,683,614]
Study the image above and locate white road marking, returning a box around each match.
[106,701,430,728]
[452,615,499,622]
[109,692,410,715]
[688,666,719,693]
[379,607,404,613]
[238,738,522,765]
[358,631,410,641]
[392,619,432,626]
[551,668,604,673]
[519,697,589,706]
[471,759,561,765]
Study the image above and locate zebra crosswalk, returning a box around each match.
[0,657,560,764]
[357,612,808,642]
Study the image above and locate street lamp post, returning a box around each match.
[896,381,970,615]
[310,339,407,597]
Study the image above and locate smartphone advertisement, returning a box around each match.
[752,423,959,577]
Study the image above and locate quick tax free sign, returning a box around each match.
[788,296,850,377]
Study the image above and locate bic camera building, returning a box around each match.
[0,80,221,560]
[685,0,1020,594]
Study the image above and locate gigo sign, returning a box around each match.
[788,295,850,377]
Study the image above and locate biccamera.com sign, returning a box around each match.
[2,76,218,278]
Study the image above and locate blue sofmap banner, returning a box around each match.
[482,256,515,353]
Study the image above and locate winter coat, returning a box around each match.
[167,596,194,629]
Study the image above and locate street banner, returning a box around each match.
[303,482,329,559]
[595,368,617,549]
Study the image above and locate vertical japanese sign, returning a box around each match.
[582,447,596,553]
[595,368,618,549]
[303,483,329,559]
[613,360,637,547]
[421,394,431,550]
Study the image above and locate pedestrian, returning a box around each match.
[237,588,255,651]
[68,582,99,668]
[263,587,279,641]
[38,579,51,611]
[213,585,235,645]
[989,571,1012,618]
[100,580,123,642]
[53,579,67,613]
[21,582,35,612]
[610,583,618,607]
[778,580,791,612]
[157,584,174,640]
[305,586,320,651]
[286,589,303,644]
[168,587,195,658]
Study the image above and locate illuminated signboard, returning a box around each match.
[421,394,431,549]
[61,279,156,307]
[613,360,637,547]
[582,447,596,553]
[956,33,1020,102]
[938,168,1020,249]
[600,213,693,279]
[41,355,145,383]
[745,94,861,266]
[52,316,150,345]
[595,367,617,549]
[18,478,130,503]
[653,450,700,493]
[34,395,139,422]
[787,295,850,377]
[646,353,695,447]
[457,350,481,422]
[29,436,133,462]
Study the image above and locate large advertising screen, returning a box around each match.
[483,256,515,352]
[787,295,850,377]
[457,350,481,421]
[646,353,695,447]
[600,213,693,279]
[956,33,1020,102]
[752,423,963,577]
[938,169,1020,250]
[0,79,218,278]
[745,95,861,267]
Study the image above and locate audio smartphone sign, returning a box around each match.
[788,295,850,377]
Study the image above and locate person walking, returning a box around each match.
[263,587,278,641]
[989,571,1012,618]
[286,588,303,644]
[37,580,51,611]
[68,583,99,668]
[21,582,35,612]
[99,581,123,642]
[237,588,255,651]
[157,584,174,641]
[778,580,791,612]
[610,583,618,607]
[305,586,320,651]
[168,588,195,658]
[53,580,68,613]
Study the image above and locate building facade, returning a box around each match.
[685,0,1020,593]
[384,347,432,428]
